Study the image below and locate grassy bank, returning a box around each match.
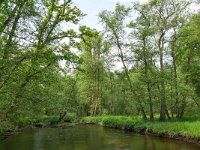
[1,115,200,145]
[80,116,200,144]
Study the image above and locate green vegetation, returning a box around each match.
[152,121,200,138]
[0,121,15,134]
[0,0,200,144]
[16,116,59,127]
[81,116,200,138]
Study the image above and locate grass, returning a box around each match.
[81,116,200,138]
[152,121,200,138]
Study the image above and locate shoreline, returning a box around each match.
[0,131,16,142]
[82,122,200,146]
[80,116,200,146]
[0,122,76,142]
[1,116,200,147]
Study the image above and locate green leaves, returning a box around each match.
[0,0,84,119]
[99,4,130,36]
[177,12,200,96]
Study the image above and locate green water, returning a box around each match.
[0,125,199,150]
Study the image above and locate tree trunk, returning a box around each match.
[158,30,169,121]
[115,34,147,120]
[171,34,180,118]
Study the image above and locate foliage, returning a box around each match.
[0,0,200,136]
[0,122,15,134]
[16,116,58,127]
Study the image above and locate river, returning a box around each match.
[0,125,199,150]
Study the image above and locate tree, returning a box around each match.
[76,26,108,116]
[177,12,200,114]
[129,2,157,120]
[99,4,148,119]
[138,0,192,120]
[0,0,83,119]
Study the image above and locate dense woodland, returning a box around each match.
[0,0,200,123]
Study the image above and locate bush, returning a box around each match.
[64,114,79,123]
[0,121,15,134]
[16,115,58,127]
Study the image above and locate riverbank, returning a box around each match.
[0,121,16,141]
[0,115,76,142]
[0,116,56,142]
[1,115,200,146]
[80,116,200,146]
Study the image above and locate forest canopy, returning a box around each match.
[0,0,200,122]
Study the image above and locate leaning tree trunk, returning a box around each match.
[115,35,147,120]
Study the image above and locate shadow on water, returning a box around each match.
[0,125,199,150]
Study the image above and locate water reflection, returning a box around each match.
[0,125,199,150]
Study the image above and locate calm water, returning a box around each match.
[0,125,199,150]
